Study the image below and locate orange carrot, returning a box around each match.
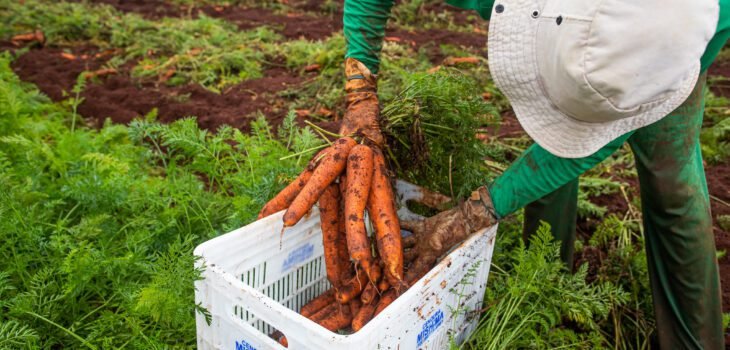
[360,282,377,305]
[373,289,397,316]
[336,268,368,304]
[270,331,288,347]
[319,184,349,288]
[352,298,378,331]
[345,144,380,283]
[377,276,390,292]
[368,148,404,284]
[284,137,357,226]
[258,169,313,219]
[349,298,362,317]
[300,289,335,318]
[317,303,353,332]
[336,179,354,283]
[309,301,338,322]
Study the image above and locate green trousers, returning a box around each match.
[490,74,723,349]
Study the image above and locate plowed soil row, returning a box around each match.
[8,44,330,132]
[84,0,488,52]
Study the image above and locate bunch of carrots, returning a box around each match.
[258,137,435,342]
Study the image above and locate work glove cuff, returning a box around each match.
[461,186,498,232]
[345,57,377,93]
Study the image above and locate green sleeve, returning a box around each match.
[343,0,394,74]
[700,0,730,71]
[445,0,495,20]
[488,132,632,218]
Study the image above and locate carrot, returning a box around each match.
[309,301,338,322]
[349,298,362,318]
[284,137,357,226]
[258,169,313,219]
[368,148,404,285]
[352,298,378,331]
[377,276,390,292]
[319,184,349,288]
[300,289,335,318]
[336,268,368,304]
[317,303,353,332]
[345,144,380,283]
[360,282,377,305]
[373,289,397,316]
[336,180,353,282]
[270,331,288,347]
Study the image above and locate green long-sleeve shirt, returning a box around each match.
[344,0,730,74]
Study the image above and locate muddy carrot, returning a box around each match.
[284,137,357,226]
[352,298,378,331]
[317,303,353,332]
[336,268,368,304]
[360,282,377,305]
[336,179,354,282]
[258,169,314,219]
[377,275,390,292]
[373,289,397,316]
[345,144,380,283]
[270,331,288,347]
[300,289,335,318]
[349,298,362,317]
[309,301,339,322]
[319,184,349,288]
[368,148,404,284]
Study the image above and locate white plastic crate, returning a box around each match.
[194,207,497,350]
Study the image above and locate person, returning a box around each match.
[340,0,730,348]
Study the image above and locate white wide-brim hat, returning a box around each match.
[488,0,718,158]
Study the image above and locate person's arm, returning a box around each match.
[488,132,632,218]
[343,0,395,74]
[701,0,730,72]
[445,0,496,21]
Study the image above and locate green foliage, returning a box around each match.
[578,215,654,349]
[382,69,499,198]
[0,53,314,348]
[464,222,629,349]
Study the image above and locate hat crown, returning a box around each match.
[536,0,717,123]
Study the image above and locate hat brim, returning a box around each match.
[487,0,700,158]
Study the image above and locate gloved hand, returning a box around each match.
[401,186,497,281]
[341,58,384,146]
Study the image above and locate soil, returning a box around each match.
[10,45,317,132]
[85,0,341,41]
[85,0,487,51]
[386,27,487,63]
[82,0,184,19]
[708,62,730,98]
[200,6,341,41]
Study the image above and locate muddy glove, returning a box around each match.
[401,186,497,281]
[341,58,384,146]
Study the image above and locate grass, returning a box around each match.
[0,52,320,348]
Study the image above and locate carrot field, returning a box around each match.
[0,1,728,348]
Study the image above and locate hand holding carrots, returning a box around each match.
[258,137,404,287]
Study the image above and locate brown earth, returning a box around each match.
[708,62,730,98]
[9,45,325,132]
[85,0,337,40]
[85,0,487,52]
